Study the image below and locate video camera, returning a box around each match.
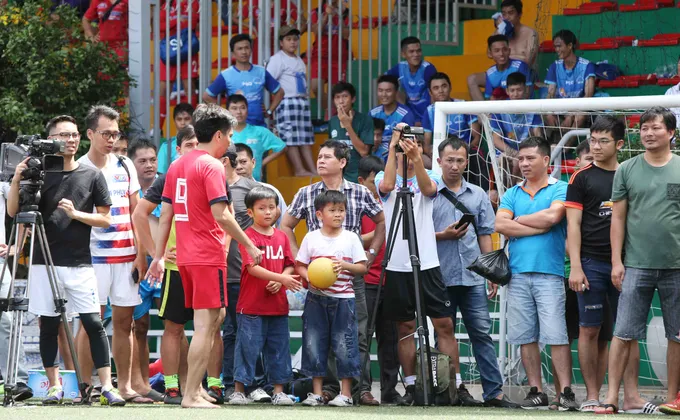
[0,135,65,182]
[396,125,424,153]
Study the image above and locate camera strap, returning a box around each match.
[100,0,124,24]
[440,188,477,233]
[116,155,132,194]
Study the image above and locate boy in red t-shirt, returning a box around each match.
[147,104,263,408]
[228,186,302,406]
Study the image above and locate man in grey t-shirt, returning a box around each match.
[600,107,680,415]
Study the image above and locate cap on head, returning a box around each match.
[279,26,301,40]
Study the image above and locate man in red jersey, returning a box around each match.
[147,103,263,408]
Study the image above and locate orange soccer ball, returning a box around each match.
[307,257,337,289]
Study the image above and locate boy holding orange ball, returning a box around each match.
[230,186,302,406]
[295,190,368,407]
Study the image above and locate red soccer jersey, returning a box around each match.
[309,9,349,59]
[161,150,229,266]
[84,0,129,43]
[159,0,200,39]
[237,227,295,315]
[361,215,386,285]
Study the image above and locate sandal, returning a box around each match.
[595,403,619,415]
[580,399,600,412]
[549,399,560,411]
[623,402,661,415]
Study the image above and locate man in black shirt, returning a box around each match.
[565,116,644,412]
[7,115,125,405]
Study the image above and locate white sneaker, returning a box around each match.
[228,392,250,405]
[302,393,324,406]
[249,388,271,403]
[272,392,295,406]
[328,394,354,407]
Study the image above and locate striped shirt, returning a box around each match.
[79,153,140,264]
[296,229,367,298]
[287,179,382,236]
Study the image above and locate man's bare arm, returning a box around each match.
[495,210,548,237]
[515,202,566,229]
[280,213,301,256]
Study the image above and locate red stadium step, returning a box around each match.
[540,40,555,53]
[563,1,617,15]
[598,78,640,88]
[579,36,635,51]
[638,33,680,47]
[658,76,680,86]
[620,0,675,12]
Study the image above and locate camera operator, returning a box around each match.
[7,115,125,406]
[375,122,457,405]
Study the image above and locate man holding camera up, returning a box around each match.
[7,115,125,406]
[375,122,457,405]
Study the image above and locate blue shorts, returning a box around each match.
[614,268,680,343]
[234,314,292,386]
[301,292,360,379]
[133,279,162,320]
[507,273,568,346]
[576,258,619,328]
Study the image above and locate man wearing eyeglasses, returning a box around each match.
[76,105,150,402]
[6,115,125,405]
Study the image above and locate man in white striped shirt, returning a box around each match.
[77,105,150,402]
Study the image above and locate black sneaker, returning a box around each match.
[485,393,522,409]
[208,386,225,404]
[398,385,415,406]
[382,392,406,405]
[521,386,549,410]
[12,382,33,402]
[559,387,578,411]
[164,387,182,405]
[457,384,483,407]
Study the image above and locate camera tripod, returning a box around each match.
[360,152,435,406]
[0,206,89,406]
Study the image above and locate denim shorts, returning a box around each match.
[301,292,360,379]
[577,258,619,328]
[507,273,568,345]
[234,314,293,385]
[614,268,680,343]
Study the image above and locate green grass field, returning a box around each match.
[0,405,660,419]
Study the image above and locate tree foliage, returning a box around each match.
[0,0,132,153]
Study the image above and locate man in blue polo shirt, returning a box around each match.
[370,75,416,162]
[203,34,285,127]
[545,29,595,130]
[385,36,437,122]
[495,136,577,411]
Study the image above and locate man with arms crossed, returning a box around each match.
[598,107,680,415]
[495,137,577,411]
[147,104,263,408]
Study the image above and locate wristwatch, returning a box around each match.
[368,249,376,256]
[266,109,273,117]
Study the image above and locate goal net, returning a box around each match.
[432,95,680,399]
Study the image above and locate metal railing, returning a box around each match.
[129,0,497,153]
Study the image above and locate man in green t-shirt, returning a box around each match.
[599,106,680,415]
[328,82,374,183]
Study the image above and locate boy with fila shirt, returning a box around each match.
[370,75,416,163]
[480,35,531,100]
[203,34,284,127]
[229,187,303,406]
[565,116,650,413]
[267,26,316,177]
[296,190,368,407]
[77,105,148,402]
[385,36,437,122]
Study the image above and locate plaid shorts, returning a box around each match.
[276,97,314,146]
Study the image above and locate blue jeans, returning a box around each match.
[507,273,568,346]
[302,292,360,379]
[577,258,619,328]
[221,284,267,389]
[234,315,292,386]
[447,284,503,401]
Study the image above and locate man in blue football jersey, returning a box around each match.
[385,36,437,123]
[423,72,481,151]
[545,30,596,131]
[203,34,285,127]
[370,75,416,163]
[477,35,532,101]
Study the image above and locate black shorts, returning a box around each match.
[564,281,613,341]
[383,268,453,322]
[158,269,193,325]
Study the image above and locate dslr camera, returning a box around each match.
[396,125,424,153]
[1,135,65,183]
